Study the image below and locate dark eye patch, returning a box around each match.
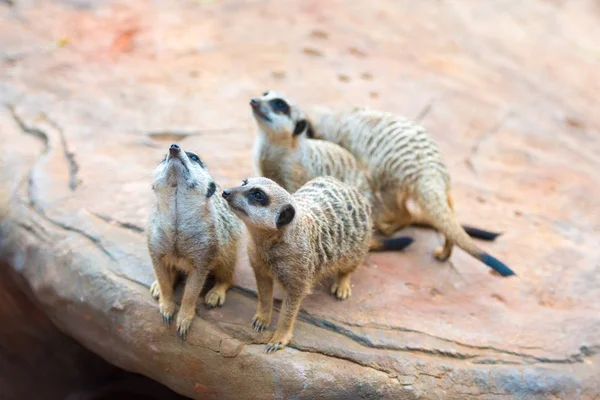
[247,188,270,206]
[185,151,205,168]
[270,98,290,115]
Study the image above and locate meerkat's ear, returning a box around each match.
[305,120,315,138]
[276,204,296,228]
[293,119,308,136]
[206,181,217,198]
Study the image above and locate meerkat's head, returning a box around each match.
[222,177,296,232]
[249,91,314,142]
[152,144,217,198]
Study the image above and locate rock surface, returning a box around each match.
[1,0,599,399]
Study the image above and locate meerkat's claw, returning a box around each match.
[150,280,161,300]
[162,313,173,325]
[252,315,269,332]
[159,301,176,325]
[176,315,193,340]
[264,341,284,353]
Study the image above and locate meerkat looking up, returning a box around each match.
[147,144,242,339]
[250,90,413,252]
[223,176,372,353]
[306,106,515,276]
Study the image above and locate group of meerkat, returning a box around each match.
[147,91,515,352]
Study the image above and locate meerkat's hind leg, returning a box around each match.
[434,238,454,261]
[331,271,353,300]
[205,259,234,309]
[432,190,455,262]
[373,191,414,237]
[176,266,210,340]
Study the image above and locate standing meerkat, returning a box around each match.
[147,144,242,339]
[222,176,372,353]
[306,106,515,276]
[251,90,413,252]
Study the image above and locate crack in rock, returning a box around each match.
[90,211,145,234]
[9,105,117,263]
[340,320,600,365]
[45,116,80,191]
[232,285,599,365]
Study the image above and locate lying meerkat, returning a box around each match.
[251,90,413,252]
[306,106,515,276]
[223,176,372,353]
[147,144,242,339]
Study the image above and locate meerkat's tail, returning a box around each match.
[370,236,414,252]
[410,222,502,241]
[415,178,515,277]
[462,225,502,241]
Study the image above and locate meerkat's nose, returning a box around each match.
[250,99,260,108]
[222,189,232,199]
[169,144,180,155]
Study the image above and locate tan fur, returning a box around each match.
[251,91,398,251]
[223,176,372,353]
[307,106,514,276]
[147,145,242,339]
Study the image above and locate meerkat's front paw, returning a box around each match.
[331,279,352,300]
[252,313,271,332]
[204,285,227,309]
[176,310,195,340]
[150,280,161,300]
[265,332,292,354]
[159,300,176,325]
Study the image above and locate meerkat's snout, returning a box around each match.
[250,96,272,123]
[169,143,180,156]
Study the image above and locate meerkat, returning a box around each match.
[223,176,372,353]
[305,106,515,276]
[250,91,413,252]
[147,144,242,339]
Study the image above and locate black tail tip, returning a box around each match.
[480,253,515,277]
[374,237,415,252]
[463,225,503,241]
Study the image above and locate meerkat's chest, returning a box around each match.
[151,205,212,260]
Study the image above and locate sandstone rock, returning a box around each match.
[0,0,599,399]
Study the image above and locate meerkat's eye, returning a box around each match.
[248,188,269,206]
[270,98,290,114]
[185,152,202,165]
[252,191,264,201]
[242,179,248,186]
